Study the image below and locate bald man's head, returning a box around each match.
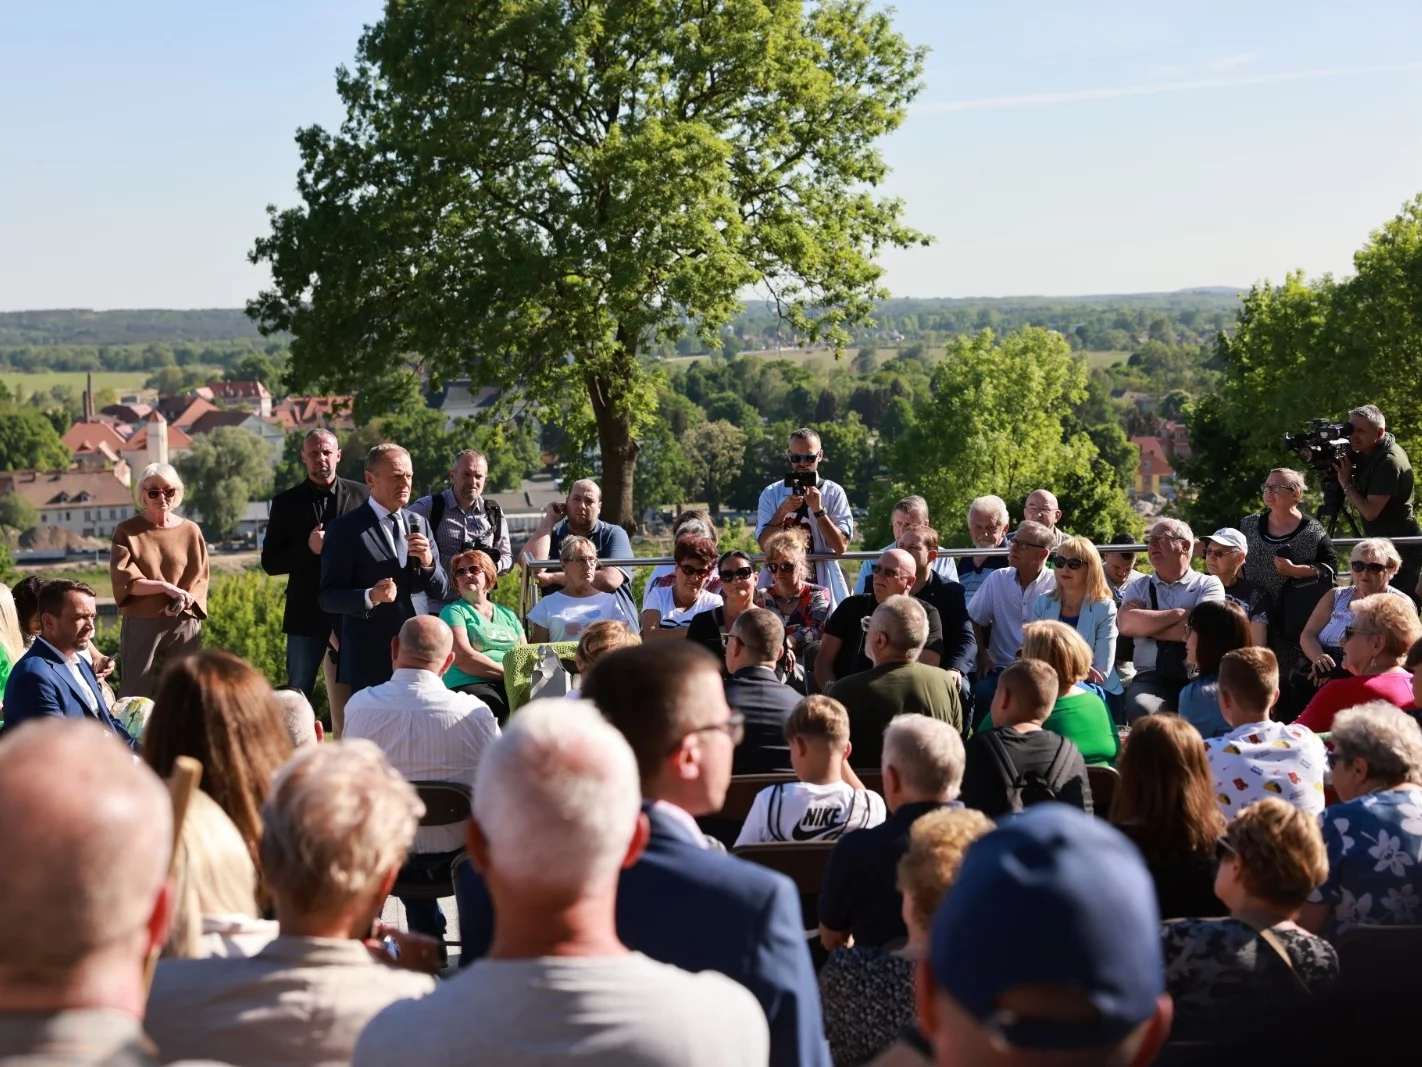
[871,547,918,601]
[0,721,171,988]
[393,615,455,673]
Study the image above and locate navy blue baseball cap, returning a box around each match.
[929,805,1163,1050]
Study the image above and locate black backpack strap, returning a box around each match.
[430,489,446,531]
[484,497,503,540]
[981,730,1021,801]
[768,782,786,842]
[1044,733,1077,792]
[1148,579,1159,610]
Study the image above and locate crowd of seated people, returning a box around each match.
[7,414,1422,1066]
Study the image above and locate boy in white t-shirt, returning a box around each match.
[1204,646,1327,817]
[735,695,885,846]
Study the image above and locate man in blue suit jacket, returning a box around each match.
[319,444,451,695]
[456,642,830,1067]
[2,579,135,750]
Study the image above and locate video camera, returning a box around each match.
[782,470,817,493]
[1283,419,1351,478]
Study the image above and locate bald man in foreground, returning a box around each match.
[0,720,216,1066]
[343,615,501,943]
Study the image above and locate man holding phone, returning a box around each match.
[756,427,854,608]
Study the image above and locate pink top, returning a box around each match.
[1295,671,1416,734]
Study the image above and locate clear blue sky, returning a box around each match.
[2,0,1419,310]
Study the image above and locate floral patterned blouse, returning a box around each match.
[756,584,831,654]
[1307,787,1422,938]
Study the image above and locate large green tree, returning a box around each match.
[875,328,1137,546]
[178,426,275,540]
[248,0,928,525]
[0,404,71,472]
[686,419,747,517]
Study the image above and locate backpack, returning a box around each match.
[982,730,1077,813]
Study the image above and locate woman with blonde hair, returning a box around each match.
[1163,797,1337,1038]
[110,461,209,698]
[1113,714,1227,919]
[1299,538,1409,691]
[0,583,25,701]
[756,529,831,661]
[1015,620,1118,765]
[526,535,641,643]
[1031,535,1120,708]
[1296,592,1421,733]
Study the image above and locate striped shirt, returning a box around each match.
[343,668,501,854]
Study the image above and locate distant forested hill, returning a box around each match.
[0,309,270,347]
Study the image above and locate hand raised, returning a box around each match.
[308,523,325,555]
[804,484,823,511]
[371,578,398,605]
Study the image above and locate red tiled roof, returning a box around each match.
[208,380,271,400]
[270,396,356,431]
[187,410,253,436]
[62,421,131,455]
[0,469,134,509]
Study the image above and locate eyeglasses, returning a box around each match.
[1144,535,1184,546]
[766,561,798,576]
[860,615,875,633]
[1012,540,1050,551]
[674,712,746,750]
[1350,560,1387,575]
[1342,626,1379,642]
[145,488,178,500]
[718,566,754,583]
[785,452,820,465]
[1183,623,1194,638]
[566,556,599,568]
[452,566,482,578]
[1260,483,1295,494]
[1051,556,1085,571]
[678,563,712,579]
[1213,836,1237,864]
[1204,548,1237,560]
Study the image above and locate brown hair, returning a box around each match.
[997,659,1058,721]
[731,607,785,664]
[574,619,641,673]
[899,523,939,552]
[1187,599,1253,677]
[38,578,97,618]
[783,695,850,746]
[450,549,497,589]
[144,651,294,901]
[1351,593,1422,661]
[897,807,995,930]
[673,535,718,568]
[1112,714,1225,859]
[1224,798,1329,910]
[1020,620,1093,695]
[1217,647,1279,716]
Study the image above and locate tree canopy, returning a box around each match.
[248,0,928,524]
[178,426,275,540]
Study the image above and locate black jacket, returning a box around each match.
[261,476,369,636]
[725,665,801,775]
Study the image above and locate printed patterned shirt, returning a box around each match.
[1204,720,1328,817]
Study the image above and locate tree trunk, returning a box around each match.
[588,370,640,528]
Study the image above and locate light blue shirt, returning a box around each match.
[755,477,852,608]
[1031,594,1122,695]
[1178,677,1231,739]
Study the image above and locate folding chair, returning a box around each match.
[1086,764,1120,819]
[391,781,472,949]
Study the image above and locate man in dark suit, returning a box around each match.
[455,642,831,1067]
[319,444,450,696]
[724,607,800,775]
[261,428,369,733]
[2,579,134,750]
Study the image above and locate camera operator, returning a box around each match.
[756,427,853,608]
[1334,405,1422,600]
[409,448,513,614]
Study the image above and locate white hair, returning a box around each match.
[261,740,423,918]
[873,594,929,655]
[882,715,966,801]
[1150,517,1195,545]
[1350,405,1386,430]
[134,462,185,509]
[1352,537,1402,571]
[473,699,641,896]
[1331,702,1422,786]
[273,689,319,747]
[968,495,1009,526]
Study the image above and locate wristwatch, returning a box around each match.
[814,508,827,518]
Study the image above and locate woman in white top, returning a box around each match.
[641,535,722,640]
[527,536,641,643]
[1299,537,1410,687]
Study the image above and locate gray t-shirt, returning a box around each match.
[353,953,769,1067]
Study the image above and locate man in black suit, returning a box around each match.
[261,429,369,734]
[319,444,450,696]
[724,607,801,775]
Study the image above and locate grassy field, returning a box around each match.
[1084,349,1132,368]
[1,370,154,397]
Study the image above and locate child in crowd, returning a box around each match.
[959,659,1092,817]
[735,695,885,845]
[1203,646,1327,817]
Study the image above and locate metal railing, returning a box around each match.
[516,536,1422,619]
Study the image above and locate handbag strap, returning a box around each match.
[1235,917,1314,999]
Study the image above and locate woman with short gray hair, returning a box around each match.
[1299,702,1422,939]
[110,461,209,698]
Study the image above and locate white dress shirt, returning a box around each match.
[343,668,500,853]
[967,566,1058,670]
[36,636,98,712]
[367,497,408,566]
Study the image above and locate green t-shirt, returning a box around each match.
[1043,689,1119,766]
[439,599,524,688]
[1356,434,1420,539]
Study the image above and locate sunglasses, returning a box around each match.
[1342,626,1379,642]
[146,488,178,500]
[766,561,798,576]
[1350,560,1387,575]
[1213,836,1237,864]
[1051,556,1085,571]
[785,452,820,465]
[679,563,712,579]
[452,566,483,578]
[869,564,909,579]
[718,566,754,583]
[1326,749,1351,769]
